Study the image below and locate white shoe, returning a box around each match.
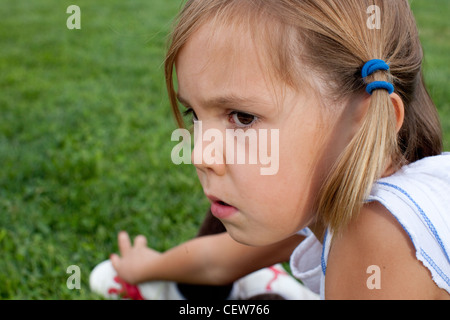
[89,260,185,300]
[230,264,319,300]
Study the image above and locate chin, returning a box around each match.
[225,224,281,247]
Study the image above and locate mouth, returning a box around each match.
[206,195,238,219]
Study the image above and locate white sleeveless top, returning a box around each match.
[290,153,450,299]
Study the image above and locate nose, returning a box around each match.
[191,121,227,176]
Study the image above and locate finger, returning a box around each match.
[110,253,120,271]
[133,234,147,247]
[118,231,132,254]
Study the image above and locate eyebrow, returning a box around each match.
[177,93,269,111]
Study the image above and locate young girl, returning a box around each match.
[90,0,449,299]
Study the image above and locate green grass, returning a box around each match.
[411,0,450,146]
[0,0,448,299]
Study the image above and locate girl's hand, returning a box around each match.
[110,231,162,285]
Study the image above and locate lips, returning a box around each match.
[207,195,238,219]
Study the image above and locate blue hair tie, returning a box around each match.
[362,59,394,95]
[366,81,394,95]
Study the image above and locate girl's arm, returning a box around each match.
[110,231,304,286]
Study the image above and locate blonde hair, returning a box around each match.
[164,0,443,234]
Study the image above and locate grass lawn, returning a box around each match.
[0,0,449,299]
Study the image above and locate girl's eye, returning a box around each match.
[183,108,198,123]
[229,111,258,128]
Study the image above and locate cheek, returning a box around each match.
[230,122,323,209]
[234,162,311,223]
[267,125,327,215]
[265,166,311,216]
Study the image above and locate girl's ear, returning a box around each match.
[351,92,405,137]
[390,93,405,133]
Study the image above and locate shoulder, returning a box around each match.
[325,201,447,299]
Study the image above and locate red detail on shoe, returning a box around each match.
[108,276,145,300]
[265,266,287,291]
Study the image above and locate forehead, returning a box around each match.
[175,20,278,105]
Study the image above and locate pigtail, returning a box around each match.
[317,85,399,234]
